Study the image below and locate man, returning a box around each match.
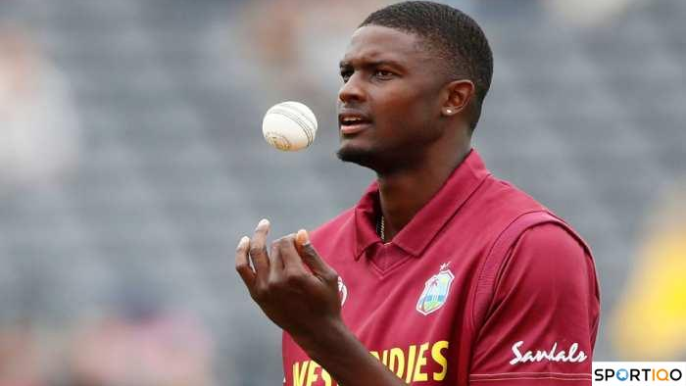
[235,2,600,385]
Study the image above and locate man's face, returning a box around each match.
[336,25,448,173]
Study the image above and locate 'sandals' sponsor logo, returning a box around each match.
[509,341,587,365]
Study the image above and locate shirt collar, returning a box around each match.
[353,149,491,260]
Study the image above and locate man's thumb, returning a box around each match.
[296,229,332,278]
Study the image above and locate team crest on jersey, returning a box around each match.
[338,276,348,306]
[416,263,455,316]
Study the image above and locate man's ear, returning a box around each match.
[441,79,475,117]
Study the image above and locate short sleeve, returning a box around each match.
[469,223,600,385]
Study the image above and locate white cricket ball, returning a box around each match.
[262,101,318,151]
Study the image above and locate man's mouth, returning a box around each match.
[339,112,372,135]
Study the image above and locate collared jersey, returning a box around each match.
[283,149,600,386]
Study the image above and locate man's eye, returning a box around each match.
[340,70,352,82]
[374,70,394,79]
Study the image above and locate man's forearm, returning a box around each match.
[293,318,407,386]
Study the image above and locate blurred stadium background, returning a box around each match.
[0,0,684,384]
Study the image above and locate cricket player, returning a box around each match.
[236,2,600,385]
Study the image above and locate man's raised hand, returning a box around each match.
[235,219,342,342]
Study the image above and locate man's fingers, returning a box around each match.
[278,234,307,274]
[269,239,285,278]
[235,236,256,287]
[250,219,271,280]
[295,229,337,282]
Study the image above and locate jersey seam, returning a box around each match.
[469,377,590,382]
[470,372,591,378]
[367,253,415,279]
[469,210,551,336]
[470,373,592,381]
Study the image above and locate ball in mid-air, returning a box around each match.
[262,101,318,151]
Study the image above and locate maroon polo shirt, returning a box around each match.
[282,149,600,386]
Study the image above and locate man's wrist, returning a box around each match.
[291,316,350,358]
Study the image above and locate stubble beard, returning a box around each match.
[336,143,411,175]
[336,144,374,166]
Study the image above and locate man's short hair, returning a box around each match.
[360,1,493,129]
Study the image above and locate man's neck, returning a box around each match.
[377,145,471,241]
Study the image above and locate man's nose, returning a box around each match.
[338,74,366,104]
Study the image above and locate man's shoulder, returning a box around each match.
[467,175,592,251]
[477,176,592,258]
[472,175,549,221]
